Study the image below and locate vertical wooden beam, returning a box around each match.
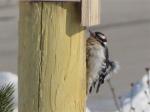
[19,2,86,112]
[82,0,101,26]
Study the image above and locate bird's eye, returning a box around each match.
[95,32,107,43]
[95,32,105,36]
[95,32,106,39]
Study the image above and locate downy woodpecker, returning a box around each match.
[86,30,119,93]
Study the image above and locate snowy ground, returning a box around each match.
[121,71,150,112]
[1,71,150,112]
[87,70,150,112]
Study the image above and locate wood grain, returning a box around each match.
[82,0,101,26]
[20,0,101,27]
[19,2,86,112]
[19,2,42,112]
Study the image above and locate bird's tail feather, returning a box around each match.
[104,60,119,81]
[109,61,120,74]
[89,60,119,93]
[95,61,119,93]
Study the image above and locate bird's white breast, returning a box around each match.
[87,44,105,84]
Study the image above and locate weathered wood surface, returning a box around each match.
[20,0,101,27]
[82,0,101,26]
[19,2,86,112]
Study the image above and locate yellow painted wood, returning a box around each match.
[20,0,101,27]
[82,0,101,26]
[19,2,86,112]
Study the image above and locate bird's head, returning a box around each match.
[89,30,107,46]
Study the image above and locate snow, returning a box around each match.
[87,71,150,112]
[1,71,150,112]
[86,107,91,112]
[121,72,150,112]
[0,72,18,112]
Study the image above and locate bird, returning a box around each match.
[86,30,119,93]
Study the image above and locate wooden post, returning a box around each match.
[82,0,100,26]
[19,2,86,112]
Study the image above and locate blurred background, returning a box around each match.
[0,0,18,73]
[0,0,150,112]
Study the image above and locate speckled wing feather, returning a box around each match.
[86,37,100,78]
[86,37,105,93]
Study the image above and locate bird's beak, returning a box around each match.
[89,29,95,37]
